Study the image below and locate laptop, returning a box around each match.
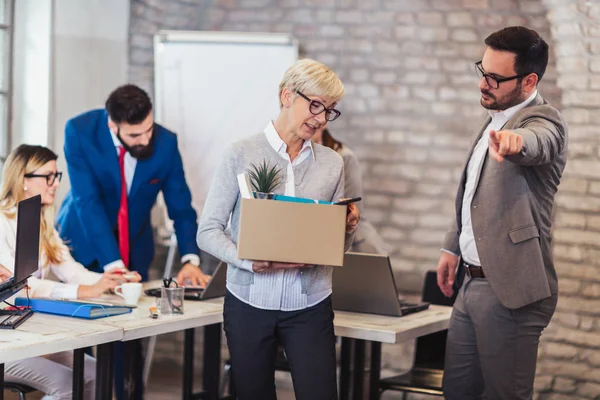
[332,252,430,317]
[0,195,41,297]
[145,261,227,301]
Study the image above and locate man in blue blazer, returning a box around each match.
[57,84,209,399]
[57,84,208,285]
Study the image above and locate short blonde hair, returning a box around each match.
[278,58,345,108]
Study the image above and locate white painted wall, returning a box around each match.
[12,0,53,148]
[51,0,130,203]
[11,0,130,203]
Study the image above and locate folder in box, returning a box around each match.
[272,194,333,205]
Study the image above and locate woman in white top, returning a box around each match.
[0,263,10,281]
[313,128,388,254]
[0,144,141,400]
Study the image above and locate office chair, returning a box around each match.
[4,382,36,400]
[379,270,457,399]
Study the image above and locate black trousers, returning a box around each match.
[223,290,338,400]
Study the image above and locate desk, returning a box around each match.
[1,300,451,400]
[0,313,123,400]
[333,305,453,400]
[92,288,224,400]
[100,295,222,341]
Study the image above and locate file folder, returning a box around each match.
[15,298,133,319]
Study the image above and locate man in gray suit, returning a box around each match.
[437,26,568,400]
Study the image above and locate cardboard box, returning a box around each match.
[237,198,347,266]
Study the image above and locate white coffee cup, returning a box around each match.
[115,282,143,305]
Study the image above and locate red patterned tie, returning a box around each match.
[118,146,130,268]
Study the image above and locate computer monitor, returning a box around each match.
[14,195,41,284]
[0,195,41,326]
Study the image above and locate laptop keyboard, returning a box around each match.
[399,301,418,307]
[0,278,15,292]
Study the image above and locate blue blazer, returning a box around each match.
[57,109,199,279]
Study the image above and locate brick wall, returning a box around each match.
[130,0,560,291]
[535,1,600,398]
[130,0,600,398]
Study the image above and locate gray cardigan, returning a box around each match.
[197,132,355,307]
[339,145,387,254]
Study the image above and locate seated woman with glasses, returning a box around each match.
[313,127,388,254]
[0,144,141,400]
[197,58,360,399]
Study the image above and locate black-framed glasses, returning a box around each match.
[475,61,529,89]
[24,171,63,186]
[296,91,341,122]
[117,123,155,139]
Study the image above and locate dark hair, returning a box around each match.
[321,129,343,152]
[484,26,549,82]
[105,84,152,124]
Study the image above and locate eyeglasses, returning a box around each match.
[118,123,155,139]
[475,61,529,89]
[296,91,341,122]
[24,171,63,186]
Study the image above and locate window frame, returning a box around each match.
[0,0,15,163]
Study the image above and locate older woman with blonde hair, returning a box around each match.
[197,59,359,399]
[0,144,140,399]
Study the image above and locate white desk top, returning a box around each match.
[93,283,224,341]
[0,313,122,363]
[100,297,223,341]
[333,305,453,344]
[141,295,452,345]
[106,283,451,344]
[0,283,452,365]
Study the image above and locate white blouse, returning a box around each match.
[0,209,102,299]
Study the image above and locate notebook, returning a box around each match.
[15,298,133,319]
[332,253,430,317]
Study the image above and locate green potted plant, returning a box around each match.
[247,161,282,199]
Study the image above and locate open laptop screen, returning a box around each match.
[14,195,41,283]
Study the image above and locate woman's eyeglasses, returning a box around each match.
[296,91,341,122]
[24,171,63,186]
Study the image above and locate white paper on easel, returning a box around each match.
[237,173,253,199]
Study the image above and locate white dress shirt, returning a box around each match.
[459,90,538,265]
[230,121,328,311]
[0,209,102,299]
[103,128,200,271]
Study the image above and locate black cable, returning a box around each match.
[3,299,15,307]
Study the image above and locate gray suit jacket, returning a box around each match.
[443,94,568,309]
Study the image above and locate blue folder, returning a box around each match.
[15,298,133,319]
[272,194,333,205]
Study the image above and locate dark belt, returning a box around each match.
[462,260,485,278]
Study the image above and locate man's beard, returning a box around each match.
[116,128,155,160]
[480,81,525,111]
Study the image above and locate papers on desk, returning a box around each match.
[15,298,133,319]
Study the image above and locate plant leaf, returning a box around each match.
[246,160,282,193]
